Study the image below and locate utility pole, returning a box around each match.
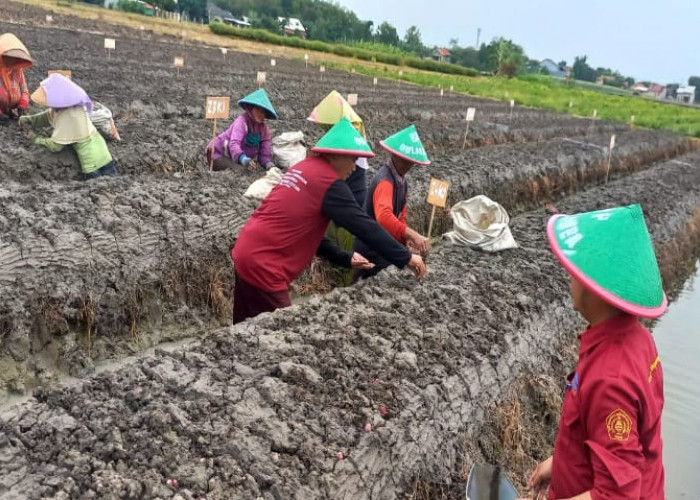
[476,27,481,48]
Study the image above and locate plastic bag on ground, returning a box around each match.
[272,131,306,169]
[244,167,284,201]
[91,101,120,141]
[443,195,517,252]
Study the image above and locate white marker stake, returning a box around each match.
[320,65,325,81]
[630,115,635,128]
[427,178,450,239]
[257,71,267,88]
[510,99,515,121]
[397,70,403,87]
[104,38,115,59]
[373,77,378,91]
[205,97,231,171]
[440,88,444,99]
[46,14,53,23]
[347,93,358,106]
[270,58,276,67]
[450,85,454,93]
[463,107,476,150]
[304,53,309,69]
[174,56,184,77]
[221,47,227,59]
[605,134,616,183]
[569,100,573,109]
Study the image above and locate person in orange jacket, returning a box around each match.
[520,204,666,500]
[0,33,32,124]
[353,125,431,281]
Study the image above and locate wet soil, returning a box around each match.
[1,2,700,498]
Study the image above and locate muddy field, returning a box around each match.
[1,2,700,498]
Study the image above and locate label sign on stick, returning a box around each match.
[593,109,598,119]
[270,58,276,67]
[48,70,72,79]
[440,88,444,98]
[319,65,326,73]
[426,177,450,239]
[205,97,230,120]
[46,15,53,23]
[609,134,616,150]
[304,53,309,60]
[104,38,115,50]
[221,48,227,55]
[373,77,378,86]
[257,71,267,86]
[450,85,454,92]
[510,99,515,108]
[347,93,358,106]
[173,56,184,68]
[427,178,450,208]
[466,107,476,122]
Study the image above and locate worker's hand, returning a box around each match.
[239,154,252,169]
[264,162,275,171]
[408,254,426,280]
[407,231,430,255]
[248,159,260,172]
[9,108,23,119]
[520,456,553,500]
[350,252,375,270]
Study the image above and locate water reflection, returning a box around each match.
[653,260,700,499]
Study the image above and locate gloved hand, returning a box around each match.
[239,154,252,168]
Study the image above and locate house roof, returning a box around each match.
[207,2,233,20]
[678,85,696,94]
[278,17,306,32]
[434,47,450,56]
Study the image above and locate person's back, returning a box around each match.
[233,155,340,292]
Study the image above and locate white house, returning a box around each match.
[277,17,306,38]
[677,86,696,104]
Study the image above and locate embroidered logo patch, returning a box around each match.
[606,409,632,442]
[648,355,660,383]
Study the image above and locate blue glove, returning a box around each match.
[239,154,251,168]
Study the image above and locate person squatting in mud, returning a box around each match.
[0,33,32,124]
[231,118,427,323]
[354,125,431,282]
[19,73,118,180]
[307,90,371,284]
[206,88,277,172]
[518,204,666,500]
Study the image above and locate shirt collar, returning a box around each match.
[579,314,638,356]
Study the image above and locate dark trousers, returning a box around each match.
[232,271,291,324]
[83,160,118,180]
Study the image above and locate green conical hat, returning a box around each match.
[238,89,278,119]
[379,125,431,166]
[547,204,667,318]
[311,117,375,158]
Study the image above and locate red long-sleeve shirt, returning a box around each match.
[373,180,408,244]
[0,68,29,115]
[549,314,664,500]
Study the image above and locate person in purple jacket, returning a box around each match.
[206,88,278,172]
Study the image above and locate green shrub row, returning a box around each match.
[209,22,477,77]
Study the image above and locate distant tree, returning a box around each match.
[689,76,700,102]
[402,25,425,56]
[486,37,525,77]
[557,60,567,70]
[624,77,635,88]
[180,0,206,21]
[572,55,596,82]
[374,21,400,47]
[116,0,146,14]
[666,83,679,99]
[450,45,480,70]
[524,57,547,74]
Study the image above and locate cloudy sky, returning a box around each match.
[336,0,699,85]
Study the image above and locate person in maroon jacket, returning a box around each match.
[520,204,666,500]
[231,118,427,324]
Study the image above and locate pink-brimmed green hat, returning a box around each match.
[311,117,375,158]
[547,204,667,318]
[379,125,431,166]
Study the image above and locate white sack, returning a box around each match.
[244,167,284,201]
[443,195,517,252]
[272,131,306,169]
[91,101,121,141]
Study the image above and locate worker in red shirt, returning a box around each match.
[520,204,666,500]
[353,125,431,281]
[231,118,427,324]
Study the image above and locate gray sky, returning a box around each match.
[336,0,699,85]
